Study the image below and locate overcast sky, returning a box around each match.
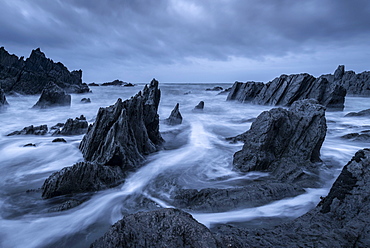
[1,0,370,83]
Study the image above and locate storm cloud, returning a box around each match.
[1,0,370,83]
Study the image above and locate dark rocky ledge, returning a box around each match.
[52,115,88,136]
[0,47,89,94]
[42,79,164,199]
[32,82,71,109]
[165,103,183,125]
[227,72,346,111]
[0,87,9,111]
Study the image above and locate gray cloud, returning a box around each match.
[1,0,369,82]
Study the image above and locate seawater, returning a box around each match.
[0,83,369,247]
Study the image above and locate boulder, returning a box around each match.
[81,98,91,103]
[233,99,326,185]
[193,101,204,111]
[0,87,8,111]
[52,115,88,136]
[42,79,163,198]
[32,82,71,109]
[165,103,183,125]
[91,208,218,248]
[227,74,346,111]
[7,124,48,136]
[52,138,67,143]
[345,108,370,117]
[0,47,89,94]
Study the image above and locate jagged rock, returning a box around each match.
[217,87,232,95]
[0,87,9,111]
[91,208,218,248]
[345,108,370,117]
[321,65,370,96]
[48,199,83,212]
[193,101,204,111]
[23,143,36,147]
[41,162,125,199]
[341,131,370,142]
[7,125,48,136]
[206,86,223,91]
[227,74,346,111]
[52,138,67,143]
[165,103,182,125]
[52,115,88,136]
[101,79,125,86]
[233,99,326,185]
[42,79,163,198]
[81,98,91,103]
[0,47,89,94]
[215,149,370,247]
[124,83,135,87]
[32,82,71,109]
[88,82,99,86]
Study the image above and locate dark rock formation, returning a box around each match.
[32,82,71,109]
[81,98,91,103]
[48,199,83,212]
[193,101,204,111]
[233,99,326,186]
[7,125,48,136]
[341,131,370,142]
[165,103,182,125]
[0,87,8,111]
[0,47,89,94]
[23,143,36,147]
[91,208,218,248]
[214,149,370,247]
[345,108,370,117]
[88,83,99,86]
[321,65,370,96]
[42,79,163,198]
[206,86,223,91]
[124,83,135,87]
[52,115,88,136]
[101,79,125,86]
[52,138,67,143]
[227,74,346,111]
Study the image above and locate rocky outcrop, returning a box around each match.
[7,125,48,136]
[233,99,326,186]
[341,131,370,142]
[101,79,126,86]
[0,47,89,94]
[165,103,182,125]
[81,98,91,103]
[52,115,88,136]
[193,101,204,111]
[214,149,370,247]
[206,86,223,91]
[227,74,346,111]
[32,82,71,109]
[42,79,163,198]
[345,108,370,117]
[0,87,8,111]
[321,65,370,96]
[91,208,218,248]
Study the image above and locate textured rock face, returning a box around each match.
[165,103,183,125]
[7,125,48,136]
[227,73,346,110]
[0,47,89,94]
[233,99,326,184]
[194,101,204,110]
[345,108,370,117]
[91,208,218,248]
[322,65,370,96]
[32,82,71,109]
[42,79,163,198]
[53,115,88,136]
[0,87,8,111]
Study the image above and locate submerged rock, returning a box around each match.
[52,115,88,136]
[165,103,183,125]
[0,88,8,111]
[42,79,163,198]
[227,74,346,111]
[52,138,67,143]
[91,208,218,248]
[81,98,91,103]
[7,125,48,136]
[0,47,89,94]
[233,99,326,185]
[32,82,71,109]
[193,101,204,111]
[206,86,223,91]
[345,108,370,117]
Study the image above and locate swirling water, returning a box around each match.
[0,83,369,247]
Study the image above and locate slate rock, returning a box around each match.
[233,99,326,185]
[0,87,9,111]
[193,101,204,111]
[345,108,370,117]
[123,83,135,87]
[88,83,99,86]
[165,103,183,125]
[206,86,223,91]
[101,79,125,86]
[0,47,89,94]
[32,82,71,109]
[91,208,218,248]
[226,81,264,102]
[52,138,67,143]
[52,115,88,136]
[81,98,91,103]
[7,125,48,136]
[23,143,36,147]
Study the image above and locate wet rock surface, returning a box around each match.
[81,98,91,103]
[7,124,48,136]
[193,101,204,110]
[165,103,183,125]
[91,208,218,248]
[0,87,8,111]
[227,73,346,111]
[52,115,88,136]
[0,47,89,94]
[42,79,163,198]
[32,82,71,109]
[345,108,370,117]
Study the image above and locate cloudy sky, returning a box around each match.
[1,0,370,83]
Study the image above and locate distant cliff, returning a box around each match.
[0,47,89,94]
